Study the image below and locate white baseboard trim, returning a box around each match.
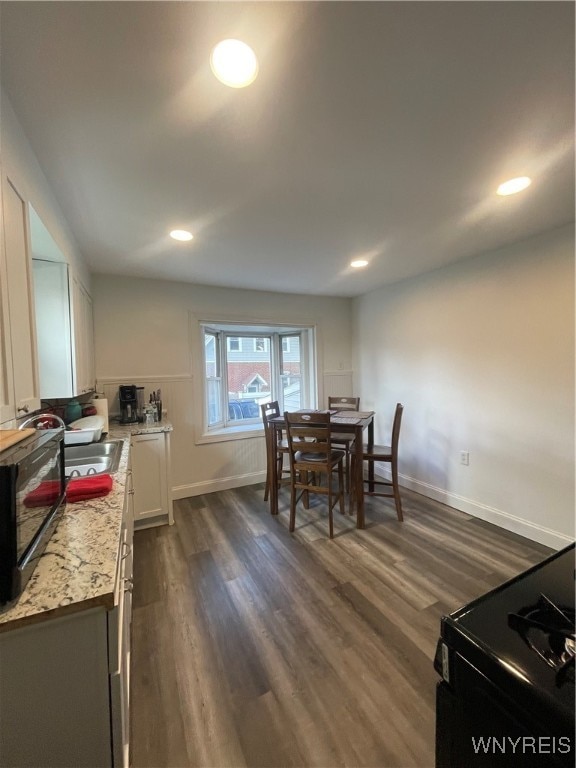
[172,464,573,550]
[374,462,573,551]
[172,471,266,500]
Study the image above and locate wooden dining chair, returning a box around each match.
[351,403,404,521]
[261,401,290,503]
[328,395,360,494]
[284,411,345,539]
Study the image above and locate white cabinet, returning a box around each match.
[28,205,94,400]
[0,473,134,768]
[131,431,173,527]
[72,275,95,396]
[109,460,134,768]
[0,175,40,422]
[32,259,74,398]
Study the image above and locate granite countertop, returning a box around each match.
[0,420,172,634]
[110,418,173,438]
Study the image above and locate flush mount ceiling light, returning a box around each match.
[496,176,532,196]
[350,259,369,268]
[210,39,258,88]
[170,229,194,242]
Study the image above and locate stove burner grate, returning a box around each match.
[508,593,575,687]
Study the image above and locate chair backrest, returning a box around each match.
[261,400,280,426]
[328,396,360,411]
[284,411,333,469]
[261,401,281,443]
[391,403,404,459]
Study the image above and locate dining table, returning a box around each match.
[267,409,376,529]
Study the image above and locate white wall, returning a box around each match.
[0,88,90,289]
[353,224,575,549]
[93,274,353,497]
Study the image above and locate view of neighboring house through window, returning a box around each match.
[202,324,315,429]
[228,337,241,352]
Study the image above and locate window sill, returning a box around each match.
[196,423,265,445]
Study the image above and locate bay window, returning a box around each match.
[201,323,316,432]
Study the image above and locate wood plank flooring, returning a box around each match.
[130,484,551,768]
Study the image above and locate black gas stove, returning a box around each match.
[434,542,575,768]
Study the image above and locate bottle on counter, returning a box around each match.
[65,399,82,424]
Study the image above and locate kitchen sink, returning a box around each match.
[64,439,123,477]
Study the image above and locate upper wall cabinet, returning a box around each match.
[30,205,95,399]
[0,175,40,422]
[32,259,74,398]
[72,275,95,396]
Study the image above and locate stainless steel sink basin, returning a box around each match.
[64,439,123,477]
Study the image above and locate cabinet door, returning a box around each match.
[131,432,168,521]
[33,259,74,398]
[110,461,134,768]
[84,288,95,393]
[72,275,95,395]
[0,181,15,423]
[2,178,40,417]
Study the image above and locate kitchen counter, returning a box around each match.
[0,419,173,633]
[109,418,173,439]
[0,423,169,636]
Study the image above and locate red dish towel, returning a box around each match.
[66,474,113,503]
[23,475,114,507]
[23,480,61,508]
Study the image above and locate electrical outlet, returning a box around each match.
[460,451,470,466]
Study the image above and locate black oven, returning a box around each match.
[0,428,67,607]
[434,543,575,768]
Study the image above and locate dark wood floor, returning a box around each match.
[130,484,551,768]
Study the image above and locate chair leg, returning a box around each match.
[368,455,375,493]
[391,460,403,521]
[336,461,344,517]
[289,485,297,532]
[264,464,270,501]
[302,470,309,509]
[349,455,355,515]
[327,478,334,539]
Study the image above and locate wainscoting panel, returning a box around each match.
[322,370,354,401]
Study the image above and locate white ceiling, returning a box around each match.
[1,1,574,297]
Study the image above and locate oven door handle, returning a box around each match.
[19,489,67,570]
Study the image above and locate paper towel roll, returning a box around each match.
[92,397,109,435]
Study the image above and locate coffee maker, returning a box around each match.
[119,385,139,424]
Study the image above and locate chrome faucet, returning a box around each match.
[18,412,66,431]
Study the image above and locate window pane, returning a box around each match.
[207,378,222,425]
[205,333,217,377]
[227,336,271,422]
[205,331,222,425]
[280,334,301,411]
[228,337,240,352]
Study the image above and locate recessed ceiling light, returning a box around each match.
[350,259,369,268]
[496,176,532,196]
[170,229,194,242]
[210,39,258,88]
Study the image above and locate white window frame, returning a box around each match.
[198,322,317,441]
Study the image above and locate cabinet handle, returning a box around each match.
[121,542,131,560]
[17,404,30,414]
